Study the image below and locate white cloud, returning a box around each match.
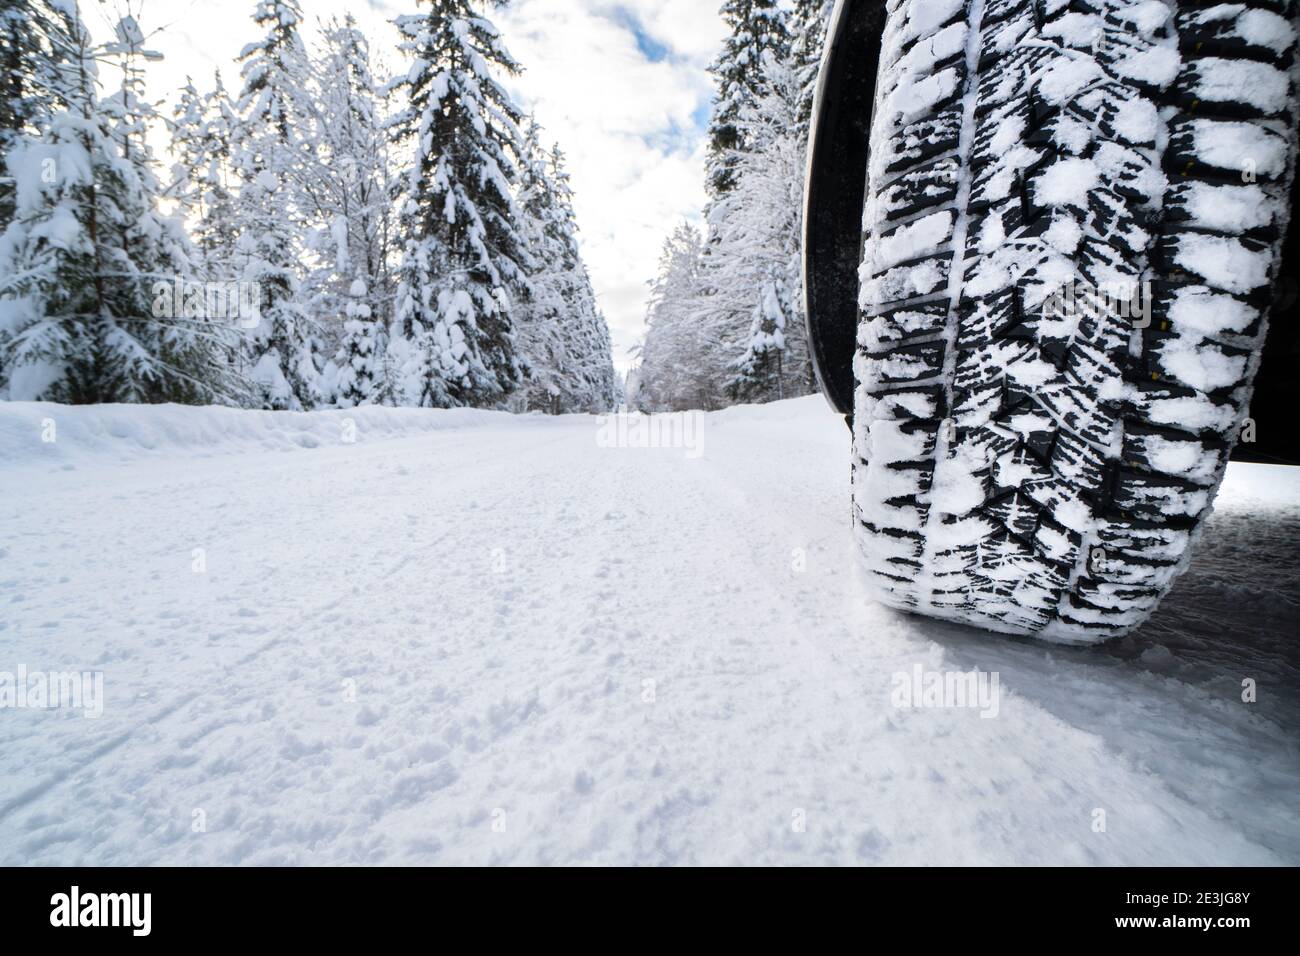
[91,0,725,373]
[498,0,724,370]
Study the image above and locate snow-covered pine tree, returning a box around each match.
[0,0,64,383]
[624,363,645,411]
[0,0,66,231]
[723,1,831,403]
[634,223,715,412]
[171,80,210,236]
[168,71,240,281]
[684,0,823,409]
[592,306,622,412]
[682,0,794,409]
[789,0,834,133]
[0,4,236,403]
[705,0,789,199]
[232,0,322,410]
[513,119,617,414]
[387,0,529,409]
[545,145,619,413]
[300,16,397,408]
[332,275,382,405]
[511,117,566,412]
[728,270,795,402]
[720,54,814,403]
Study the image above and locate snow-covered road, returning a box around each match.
[1,397,1297,865]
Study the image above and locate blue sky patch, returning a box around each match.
[607,5,670,63]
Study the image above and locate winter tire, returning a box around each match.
[805,0,1300,642]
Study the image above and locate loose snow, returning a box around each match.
[1187,118,1287,178]
[0,397,1296,865]
[1190,57,1291,114]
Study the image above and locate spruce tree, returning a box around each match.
[705,0,789,198]
[514,121,617,414]
[685,2,822,408]
[232,0,322,410]
[302,16,396,408]
[387,0,527,408]
[688,0,793,409]
[0,0,61,382]
[0,0,64,230]
[512,118,566,412]
[169,71,240,281]
[334,277,382,406]
[728,273,794,402]
[547,145,619,413]
[0,5,235,403]
[719,55,812,403]
[789,0,834,132]
[634,223,714,412]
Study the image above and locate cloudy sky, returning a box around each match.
[86,0,729,373]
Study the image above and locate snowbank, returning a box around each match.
[0,401,523,470]
[2,397,1291,511]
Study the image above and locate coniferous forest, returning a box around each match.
[0,0,622,413]
[630,0,833,412]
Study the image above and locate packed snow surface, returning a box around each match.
[0,397,1297,865]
